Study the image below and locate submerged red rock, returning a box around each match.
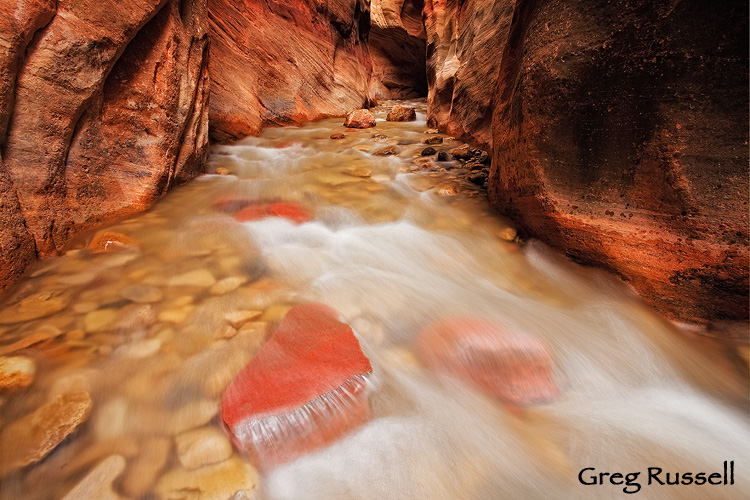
[416,317,558,406]
[221,304,373,470]
[231,201,312,224]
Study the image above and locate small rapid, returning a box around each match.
[0,100,746,500]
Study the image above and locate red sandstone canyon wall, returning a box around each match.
[369,0,427,100]
[423,0,515,149]
[208,0,375,143]
[488,0,749,325]
[0,0,209,291]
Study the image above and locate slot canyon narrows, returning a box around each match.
[0,1,747,499]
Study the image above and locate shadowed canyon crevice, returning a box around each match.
[0,0,747,330]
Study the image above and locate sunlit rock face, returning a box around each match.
[423,0,515,149]
[489,0,749,326]
[208,0,375,143]
[369,0,427,100]
[0,0,209,291]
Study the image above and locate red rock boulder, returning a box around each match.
[343,109,377,129]
[221,304,373,470]
[386,105,417,122]
[415,317,559,406]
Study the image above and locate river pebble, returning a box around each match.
[121,437,171,498]
[155,456,259,500]
[176,426,233,470]
[210,276,247,295]
[0,391,92,472]
[61,454,126,500]
[0,355,36,391]
[121,284,163,303]
[84,309,118,333]
[168,269,217,288]
[225,310,263,329]
[0,291,69,324]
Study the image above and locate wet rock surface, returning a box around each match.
[221,304,373,470]
[0,391,92,472]
[0,355,35,391]
[344,109,377,129]
[61,455,126,500]
[386,105,417,122]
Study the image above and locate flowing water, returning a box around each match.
[0,100,747,500]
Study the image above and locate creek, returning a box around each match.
[0,100,747,500]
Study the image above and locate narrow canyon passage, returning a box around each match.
[0,102,747,499]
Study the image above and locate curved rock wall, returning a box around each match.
[423,0,515,149]
[369,0,427,99]
[208,0,375,142]
[0,0,209,291]
[488,0,749,325]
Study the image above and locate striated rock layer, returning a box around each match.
[423,0,515,149]
[488,0,749,326]
[0,0,209,291]
[369,0,427,99]
[208,0,375,142]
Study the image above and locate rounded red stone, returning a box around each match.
[416,317,559,406]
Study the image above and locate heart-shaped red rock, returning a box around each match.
[221,304,372,470]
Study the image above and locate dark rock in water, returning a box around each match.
[421,147,437,156]
[221,304,373,470]
[386,105,417,122]
[437,151,451,162]
[330,133,345,140]
[450,145,473,160]
[423,136,443,145]
[416,317,558,406]
[212,196,254,214]
[372,145,399,156]
[467,171,488,186]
